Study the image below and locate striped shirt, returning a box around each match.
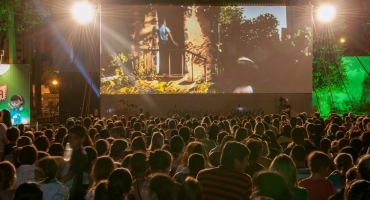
[197,166,252,200]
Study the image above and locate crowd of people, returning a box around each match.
[0,108,370,200]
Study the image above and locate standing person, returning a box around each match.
[155,18,178,75]
[280,98,292,117]
[197,141,252,200]
[62,125,88,200]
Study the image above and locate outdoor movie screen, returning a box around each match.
[100,5,312,94]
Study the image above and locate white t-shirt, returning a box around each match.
[40,179,69,200]
[16,165,36,188]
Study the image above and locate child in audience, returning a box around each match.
[298,151,335,200]
[4,127,19,158]
[16,145,43,188]
[0,161,16,200]
[38,157,69,200]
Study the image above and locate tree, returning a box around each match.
[0,0,48,64]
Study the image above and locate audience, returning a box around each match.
[1,110,370,199]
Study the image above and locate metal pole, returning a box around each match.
[168,52,171,76]
[182,53,184,76]
[191,54,194,82]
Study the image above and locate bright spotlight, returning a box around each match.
[340,38,346,43]
[52,80,58,85]
[72,2,94,24]
[317,5,336,22]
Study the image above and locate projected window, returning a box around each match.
[100,5,312,94]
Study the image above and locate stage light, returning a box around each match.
[72,2,94,24]
[52,80,58,85]
[317,5,336,22]
[340,38,346,43]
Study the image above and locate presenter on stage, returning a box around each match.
[280,98,291,117]
[155,18,178,75]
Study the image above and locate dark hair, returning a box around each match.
[183,177,203,200]
[121,154,132,168]
[93,156,116,183]
[55,127,67,143]
[188,153,205,178]
[95,139,109,156]
[6,127,20,141]
[221,141,250,168]
[290,145,306,162]
[208,123,220,143]
[307,151,332,173]
[110,139,128,159]
[0,161,16,190]
[1,109,12,127]
[19,145,38,165]
[93,180,109,200]
[38,157,58,183]
[85,146,98,170]
[148,150,172,173]
[108,168,133,200]
[130,136,147,152]
[149,174,179,200]
[88,128,98,141]
[246,139,262,161]
[44,129,54,139]
[217,131,228,144]
[99,129,110,140]
[350,138,363,154]
[345,180,370,200]
[38,151,49,160]
[252,171,293,200]
[48,143,64,156]
[69,125,87,138]
[358,155,370,181]
[130,152,147,174]
[235,127,248,142]
[170,136,184,158]
[179,126,191,145]
[14,182,43,200]
[340,146,359,164]
[34,135,50,151]
[23,131,35,142]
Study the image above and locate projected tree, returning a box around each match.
[0,0,48,64]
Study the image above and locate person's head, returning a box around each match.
[208,123,220,142]
[194,126,206,139]
[109,127,120,139]
[110,139,128,160]
[130,152,147,176]
[16,136,32,147]
[34,135,50,152]
[68,125,87,150]
[0,161,16,190]
[148,149,172,174]
[282,124,292,138]
[18,145,38,165]
[254,122,265,135]
[270,154,298,189]
[130,136,147,152]
[6,127,20,142]
[108,168,132,199]
[48,143,64,156]
[358,155,370,181]
[340,146,359,164]
[188,153,205,178]
[170,135,184,154]
[149,132,164,151]
[182,177,203,200]
[252,171,292,200]
[320,138,331,153]
[99,129,110,140]
[93,180,109,200]
[345,180,370,200]
[334,153,353,178]
[84,146,98,169]
[179,126,191,144]
[148,174,179,200]
[92,156,116,183]
[246,139,263,162]
[23,131,35,143]
[235,127,248,142]
[307,151,333,177]
[14,182,43,200]
[350,138,363,154]
[44,129,55,142]
[55,127,67,143]
[346,167,358,183]
[290,145,306,164]
[291,128,304,145]
[0,109,12,127]
[37,157,58,183]
[221,141,250,173]
[95,139,109,156]
[216,131,228,145]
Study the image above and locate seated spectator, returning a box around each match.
[146,174,180,200]
[181,177,203,200]
[173,153,205,183]
[358,155,370,181]
[14,182,43,200]
[44,129,55,143]
[209,131,228,154]
[277,124,292,149]
[245,139,265,177]
[270,154,308,200]
[298,151,334,200]
[149,132,164,151]
[34,135,50,152]
[251,171,293,200]
[327,153,353,194]
[0,161,16,200]
[95,139,109,156]
[170,136,184,173]
[148,149,172,174]
[48,143,65,156]
[344,180,370,200]
[38,157,69,200]
[197,141,252,200]
[4,127,19,158]
[176,142,211,174]
[130,136,147,153]
[130,152,148,200]
[16,145,43,188]
[93,180,108,200]
[290,145,310,181]
[194,126,216,153]
[109,139,128,163]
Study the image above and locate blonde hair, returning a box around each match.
[270,154,298,189]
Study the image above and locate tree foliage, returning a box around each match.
[0,0,48,32]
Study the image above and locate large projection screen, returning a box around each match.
[100,5,312,94]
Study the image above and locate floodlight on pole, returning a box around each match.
[72,2,94,24]
[317,5,336,22]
